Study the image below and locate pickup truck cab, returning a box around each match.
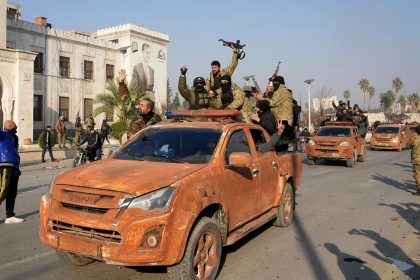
[306,122,366,167]
[39,110,302,280]
[370,124,409,151]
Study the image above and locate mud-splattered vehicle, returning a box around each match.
[306,122,367,167]
[39,110,302,280]
[370,124,409,151]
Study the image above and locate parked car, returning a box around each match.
[39,110,302,279]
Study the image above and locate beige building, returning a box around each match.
[0,1,169,143]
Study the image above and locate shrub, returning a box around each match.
[37,130,56,148]
[110,122,128,144]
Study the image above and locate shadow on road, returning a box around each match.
[372,173,417,194]
[18,184,48,194]
[378,202,420,234]
[324,243,380,279]
[348,228,419,279]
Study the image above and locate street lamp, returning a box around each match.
[304,79,315,132]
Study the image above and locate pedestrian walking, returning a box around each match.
[0,120,24,224]
[100,119,111,144]
[38,126,57,162]
[74,116,83,146]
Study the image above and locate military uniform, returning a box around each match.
[263,84,293,124]
[74,121,83,145]
[205,51,238,93]
[127,112,161,139]
[55,119,67,148]
[241,97,256,123]
[410,135,420,194]
[178,75,210,109]
[210,83,245,110]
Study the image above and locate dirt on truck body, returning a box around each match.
[306,122,367,167]
[39,110,302,280]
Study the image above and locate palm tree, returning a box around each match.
[343,90,350,102]
[358,78,370,110]
[367,86,375,112]
[379,90,396,113]
[93,79,141,124]
[398,95,407,113]
[392,77,403,96]
[407,93,419,113]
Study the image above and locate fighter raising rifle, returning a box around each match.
[243,75,262,95]
[218,39,246,60]
[269,61,281,81]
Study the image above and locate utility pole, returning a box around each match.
[304,79,315,132]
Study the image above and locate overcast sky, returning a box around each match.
[14,0,420,109]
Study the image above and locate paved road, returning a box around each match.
[0,149,418,280]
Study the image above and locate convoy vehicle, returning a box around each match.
[306,122,366,167]
[39,110,302,280]
[406,123,418,147]
[370,124,409,151]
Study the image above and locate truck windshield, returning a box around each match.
[113,128,222,164]
[375,127,399,134]
[317,127,350,137]
[409,127,417,132]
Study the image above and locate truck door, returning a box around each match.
[249,128,279,212]
[223,129,260,229]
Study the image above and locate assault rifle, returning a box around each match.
[218,39,246,60]
[269,61,281,81]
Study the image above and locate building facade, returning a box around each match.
[0,1,169,143]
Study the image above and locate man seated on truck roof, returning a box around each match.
[257,120,295,153]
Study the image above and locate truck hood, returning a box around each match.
[55,158,206,196]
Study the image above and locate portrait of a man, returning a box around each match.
[132,43,154,93]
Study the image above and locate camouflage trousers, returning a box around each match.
[413,164,420,191]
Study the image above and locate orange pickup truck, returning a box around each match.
[370,124,409,151]
[306,122,366,167]
[39,110,302,280]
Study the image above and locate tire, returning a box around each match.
[370,146,375,151]
[167,217,222,280]
[273,183,294,227]
[72,156,79,167]
[346,151,356,168]
[56,251,95,266]
[307,158,316,165]
[357,146,367,162]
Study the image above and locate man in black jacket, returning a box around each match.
[39,126,57,163]
[78,128,99,162]
[251,100,277,135]
[257,120,295,153]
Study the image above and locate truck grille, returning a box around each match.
[61,202,109,214]
[318,143,336,147]
[315,149,338,153]
[50,220,122,243]
[376,138,391,142]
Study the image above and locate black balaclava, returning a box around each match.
[256,100,271,113]
[221,74,232,93]
[272,76,285,91]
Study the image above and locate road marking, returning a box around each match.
[0,251,55,270]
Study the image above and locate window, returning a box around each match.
[225,130,250,163]
[34,52,43,73]
[106,111,114,122]
[59,97,69,121]
[7,8,19,20]
[84,98,93,121]
[59,56,70,77]
[250,129,267,149]
[109,39,118,44]
[106,64,114,81]
[33,95,43,121]
[84,60,93,80]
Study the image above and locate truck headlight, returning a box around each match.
[308,140,315,145]
[47,177,56,196]
[128,187,176,211]
[339,141,350,147]
[391,137,399,143]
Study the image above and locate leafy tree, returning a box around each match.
[368,86,375,112]
[379,90,396,113]
[343,89,350,102]
[93,79,141,124]
[407,93,419,113]
[398,95,407,113]
[181,98,189,109]
[172,93,182,111]
[392,77,403,96]
[167,78,173,111]
[358,78,370,110]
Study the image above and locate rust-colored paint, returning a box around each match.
[306,124,366,162]
[370,124,410,150]
[39,120,302,268]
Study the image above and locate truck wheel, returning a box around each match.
[357,147,367,162]
[370,146,375,151]
[346,152,356,168]
[168,217,222,280]
[56,252,95,266]
[273,183,294,227]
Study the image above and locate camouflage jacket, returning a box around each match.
[127,111,162,138]
[178,75,210,109]
[55,120,66,133]
[263,85,293,124]
[411,135,420,164]
[205,51,238,92]
[210,83,245,110]
[241,97,256,122]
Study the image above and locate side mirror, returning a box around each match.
[227,152,252,168]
